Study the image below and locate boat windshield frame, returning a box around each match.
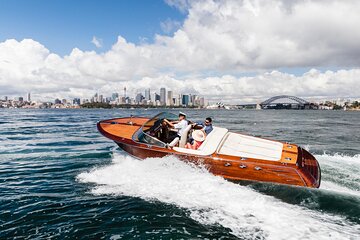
[132,112,178,148]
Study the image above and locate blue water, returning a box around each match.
[0,109,359,239]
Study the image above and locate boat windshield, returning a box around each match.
[133,112,178,148]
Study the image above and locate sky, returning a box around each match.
[0,0,359,103]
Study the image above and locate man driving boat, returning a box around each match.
[163,112,188,141]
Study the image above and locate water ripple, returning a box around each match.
[0,109,359,239]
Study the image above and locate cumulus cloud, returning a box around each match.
[160,18,182,34]
[165,0,191,13]
[157,0,360,71]
[1,0,360,102]
[91,36,103,48]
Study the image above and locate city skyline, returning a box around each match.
[0,85,209,108]
[1,88,359,110]
[1,0,360,103]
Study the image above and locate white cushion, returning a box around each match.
[218,133,283,161]
[168,137,179,147]
[173,126,228,156]
[179,125,192,148]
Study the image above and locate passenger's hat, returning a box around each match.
[179,111,187,117]
[192,130,205,142]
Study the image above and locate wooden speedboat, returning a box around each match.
[97,112,321,188]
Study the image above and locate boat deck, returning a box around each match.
[98,117,149,140]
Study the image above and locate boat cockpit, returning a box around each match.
[132,112,229,156]
[132,112,179,148]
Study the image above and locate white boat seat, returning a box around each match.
[179,125,192,148]
[173,127,228,156]
[168,137,179,147]
[218,133,283,161]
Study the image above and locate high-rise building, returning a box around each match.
[112,93,119,101]
[160,88,166,105]
[135,93,144,104]
[145,88,151,101]
[4,96,8,101]
[175,94,182,106]
[182,94,189,106]
[167,91,173,106]
[200,97,205,107]
[188,94,192,106]
[18,97,24,102]
[27,92,31,102]
[174,96,179,106]
[124,87,127,98]
[99,95,103,103]
[154,93,160,102]
[119,97,126,104]
[190,94,197,106]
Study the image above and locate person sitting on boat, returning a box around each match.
[192,117,213,135]
[189,117,213,144]
[185,130,205,150]
[163,112,188,140]
[201,117,213,135]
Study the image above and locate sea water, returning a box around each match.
[0,109,359,239]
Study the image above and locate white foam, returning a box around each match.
[316,153,360,194]
[321,180,360,197]
[316,153,360,166]
[78,153,360,239]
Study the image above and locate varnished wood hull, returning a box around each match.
[98,117,321,188]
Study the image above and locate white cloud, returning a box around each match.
[157,0,360,71]
[1,0,360,102]
[91,36,103,48]
[160,18,182,34]
[165,0,191,13]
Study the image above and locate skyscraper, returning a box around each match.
[27,92,31,102]
[145,88,151,101]
[182,94,189,106]
[200,97,205,107]
[135,93,144,104]
[112,93,119,101]
[154,93,160,101]
[160,87,166,105]
[167,90,173,106]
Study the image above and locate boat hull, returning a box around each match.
[114,140,320,188]
[98,117,321,188]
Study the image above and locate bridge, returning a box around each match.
[260,95,311,109]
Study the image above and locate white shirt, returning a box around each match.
[174,119,188,136]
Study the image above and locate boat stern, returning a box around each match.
[297,147,321,188]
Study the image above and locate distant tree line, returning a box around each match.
[81,102,112,109]
[351,101,359,108]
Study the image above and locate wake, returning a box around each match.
[78,152,359,239]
